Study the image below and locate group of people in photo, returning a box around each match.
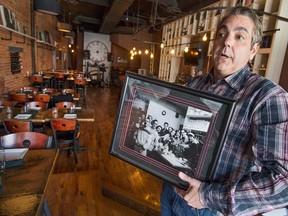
[127,110,204,171]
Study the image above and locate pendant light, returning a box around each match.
[33,0,61,16]
[57,10,72,33]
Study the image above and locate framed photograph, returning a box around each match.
[110,72,236,190]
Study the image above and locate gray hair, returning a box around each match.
[217,6,263,47]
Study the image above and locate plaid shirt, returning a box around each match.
[187,65,288,216]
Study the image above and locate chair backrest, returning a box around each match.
[0,132,52,149]
[50,119,79,148]
[54,73,65,79]
[3,119,34,134]
[26,101,47,108]
[74,78,86,86]
[29,75,43,83]
[33,94,51,103]
[9,93,27,103]
[0,100,12,107]
[50,119,78,132]
[56,101,75,108]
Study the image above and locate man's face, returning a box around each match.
[212,15,259,80]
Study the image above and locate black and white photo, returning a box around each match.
[110,72,235,190]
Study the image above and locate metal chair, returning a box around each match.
[29,75,45,91]
[9,93,27,107]
[26,101,47,108]
[33,94,51,103]
[54,73,66,91]
[74,78,86,107]
[25,101,48,132]
[3,119,33,134]
[56,101,75,109]
[0,131,52,149]
[50,119,81,163]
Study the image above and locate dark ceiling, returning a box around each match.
[60,0,219,35]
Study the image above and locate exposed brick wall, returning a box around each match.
[0,0,64,94]
[0,0,31,93]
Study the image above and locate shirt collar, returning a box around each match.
[209,64,251,91]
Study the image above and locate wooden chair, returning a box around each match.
[50,119,81,163]
[0,100,12,107]
[0,131,52,149]
[3,119,33,134]
[33,94,51,103]
[54,73,66,91]
[26,101,47,108]
[29,75,45,91]
[56,101,75,109]
[74,78,86,107]
[25,101,48,133]
[9,93,27,107]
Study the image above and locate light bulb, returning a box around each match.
[184,46,189,52]
[160,43,164,48]
[203,34,207,41]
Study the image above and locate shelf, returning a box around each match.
[0,24,35,40]
[257,48,271,54]
[159,0,288,84]
[0,24,56,48]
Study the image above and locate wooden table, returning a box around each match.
[0,107,95,123]
[0,107,50,123]
[0,149,58,216]
[45,107,95,122]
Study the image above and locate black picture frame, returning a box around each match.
[110,72,236,190]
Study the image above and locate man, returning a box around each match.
[159,122,170,136]
[134,119,159,156]
[161,6,288,216]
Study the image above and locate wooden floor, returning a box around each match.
[45,86,163,216]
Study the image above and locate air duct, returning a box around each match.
[33,0,61,16]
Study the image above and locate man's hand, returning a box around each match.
[176,172,204,209]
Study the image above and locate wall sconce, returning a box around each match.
[33,0,61,16]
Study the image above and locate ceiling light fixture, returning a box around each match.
[57,11,72,33]
[64,31,76,38]
[33,0,61,16]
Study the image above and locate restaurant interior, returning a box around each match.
[0,0,288,215]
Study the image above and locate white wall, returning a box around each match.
[83,32,112,83]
